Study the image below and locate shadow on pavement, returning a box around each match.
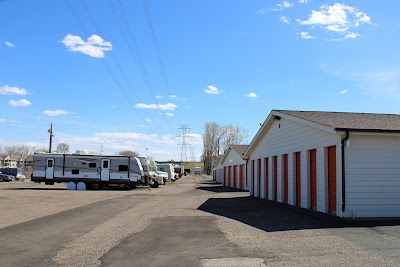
[197,196,400,232]
[197,185,248,193]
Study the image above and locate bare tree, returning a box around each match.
[5,145,35,158]
[202,122,248,175]
[116,150,139,157]
[56,143,70,153]
[220,125,249,154]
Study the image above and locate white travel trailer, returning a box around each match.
[156,163,175,181]
[32,153,148,189]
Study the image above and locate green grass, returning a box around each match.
[165,181,177,185]
[0,196,9,200]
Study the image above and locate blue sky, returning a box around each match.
[1,0,399,161]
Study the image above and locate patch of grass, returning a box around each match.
[165,181,177,185]
[0,196,9,200]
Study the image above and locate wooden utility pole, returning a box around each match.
[48,123,54,153]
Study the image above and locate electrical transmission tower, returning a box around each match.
[178,125,191,162]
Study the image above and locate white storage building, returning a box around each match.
[243,110,400,218]
[220,145,248,190]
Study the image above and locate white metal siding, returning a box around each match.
[221,149,246,188]
[344,134,400,218]
[248,118,340,214]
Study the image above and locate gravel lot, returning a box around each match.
[1,177,399,267]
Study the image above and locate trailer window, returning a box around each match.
[89,163,96,168]
[72,169,79,175]
[47,160,53,168]
[82,162,86,165]
[119,165,128,172]
[103,161,109,168]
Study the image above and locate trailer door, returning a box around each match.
[46,158,54,179]
[101,159,110,181]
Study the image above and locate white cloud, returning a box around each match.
[5,41,15,48]
[166,112,174,117]
[297,3,371,39]
[204,85,221,95]
[280,16,291,24]
[145,118,152,122]
[9,99,31,107]
[61,34,112,58]
[155,95,162,99]
[339,90,348,94]
[135,103,177,110]
[258,1,293,14]
[301,32,315,39]
[298,0,308,3]
[42,109,69,116]
[245,92,258,98]
[169,95,177,99]
[0,85,28,95]
[0,118,6,123]
[331,68,400,101]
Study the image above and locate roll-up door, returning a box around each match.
[228,166,232,187]
[240,164,245,189]
[233,165,238,189]
[251,160,255,195]
[257,158,262,197]
[309,149,317,209]
[283,154,288,203]
[264,158,269,199]
[273,156,278,201]
[328,146,337,212]
[295,152,301,206]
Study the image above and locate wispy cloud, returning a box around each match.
[4,41,15,48]
[155,95,162,99]
[135,103,177,110]
[61,34,112,58]
[245,92,258,98]
[298,0,308,3]
[0,118,6,123]
[297,3,371,40]
[330,68,400,101]
[204,85,221,95]
[0,85,28,95]
[145,118,152,122]
[301,32,315,39]
[339,90,348,94]
[42,109,69,116]
[166,112,174,117]
[9,99,31,107]
[258,1,294,14]
[280,16,290,24]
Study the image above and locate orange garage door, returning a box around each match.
[310,149,317,209]
[328,146,337,212]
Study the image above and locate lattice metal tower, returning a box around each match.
[178,125,191,162]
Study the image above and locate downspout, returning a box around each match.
[341,130,350,212]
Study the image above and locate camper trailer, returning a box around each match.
[156,163,175,181]
[32,153,149,189]
[137,156,163,187]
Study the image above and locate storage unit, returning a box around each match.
[244,110,400,218]
[220,145,248,190]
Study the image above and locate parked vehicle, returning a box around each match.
[174,165,184,178]
[157,163,175,181]
[32,153,145,189]
[0,171,15,182]
[0,167,24,181]
[137,156,162,188]
[156,170,169,184]
[194,166,201,175]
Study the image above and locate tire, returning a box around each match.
[151,181,159,188]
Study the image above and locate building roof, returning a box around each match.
[276,110,400,132]
[230,145,248,156]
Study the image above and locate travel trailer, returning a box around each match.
[156,163,175,181]
[31,153,149,189]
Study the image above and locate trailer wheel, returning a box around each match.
[126,184,133,190]
[151,181,159,188]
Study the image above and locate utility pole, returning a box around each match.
[178,125,191,162]
[48,123,54,153]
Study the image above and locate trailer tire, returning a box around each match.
[151,181,159,188]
